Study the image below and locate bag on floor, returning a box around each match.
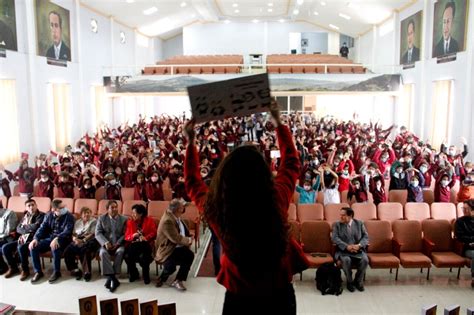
[315,262,343,295]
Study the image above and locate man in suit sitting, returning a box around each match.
[95,200,127,292]
[401,19,420,64]
[155,198,194,291]
[433,1,459,57]
[332,207,369,292]
[45,11,71,61]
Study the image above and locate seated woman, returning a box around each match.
[124,204,157,284]
[63,207,99,281]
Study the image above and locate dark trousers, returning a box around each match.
[2,240,30,270]
[223,283,296,315]
[63,239,99,274]
[0,239,8,270]
[125,241,153,273]
[160,247,194,282]
[210,229,221,275]
[30,238,68,273]
[339,254,369,285]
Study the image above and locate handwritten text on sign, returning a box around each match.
[187,73,271,123]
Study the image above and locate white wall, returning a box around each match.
[0,0,154,160]
[183,21,337,57]
[163,34,183,60]
[301,32,328,54]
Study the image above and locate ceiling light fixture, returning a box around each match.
[329,24,339,30]
[232,3,238,7]
[320,1,326,5]
[180,2,187,7]
[339,13,351,20]
[268,2,273,6]
[224,19,231,24]
[268,8,273,12]
[125,0,135,3]
[297,0,304,5]
[313,11,319,15]
[143,7,158,15]
[279,19,285,23]
[293,8,300,15]
[234,9,240,13]
[252,19,259,23]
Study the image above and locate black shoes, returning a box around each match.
[84,273,91,282]
[347,283,355,292]
[48,272,62,284]
[110,277,120,293]
[355,283,365,292]
[104,277,112,289]
[31,272,44,284]
[143,267,150,285]
[129,268,139,283]
[72,269,83,280]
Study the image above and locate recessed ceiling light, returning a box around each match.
[339,13,351,20]
[268,2,273,6]
[234,9,240,13]
[329,24,339,30]
[297,0,304,5]
[252,19,259,23]
[268,8,273,12]
[143,6,158,15]
[125,0,135,3]
[313,11,319,15]
[224,19,231,24]
[180,2,187,7]
[320,1,326,5]
[293,8,300,15]
[232,3,238,7]
[279,19,286,23]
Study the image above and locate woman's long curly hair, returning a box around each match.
[205,145,289,277]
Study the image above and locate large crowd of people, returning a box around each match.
[0,107,473,300]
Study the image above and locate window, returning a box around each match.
[289,96,303,112]
[276,96,288,112]
[48,83,72,151]
[0,80,20,164]
[431,80,452,150]
[400,83,413,130]
[92,85,107,130]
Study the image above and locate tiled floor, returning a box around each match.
[0,265,472,314]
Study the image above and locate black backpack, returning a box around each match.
[315,262,343,295]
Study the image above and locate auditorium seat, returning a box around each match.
[430,203,456,223]
[404,202,430,222]
[181,202,201,252]
[55,198,74,214]
[423,189,435,205]
[352,66,366,74]
[267,66,280,73]
[74,199,98,215]
[288,203,297,221]
[289,220,300,242]
[291,66,305,74]
[201,66,214,74]
[456,203,464,218]
[121,188,135,201]
[7,196,27,213]
[300,221,334,278]
[327,66,341,74]
[297,203,324,222]
[0,196,8,209]
[279,66,292,74]
[293,191,299,205]
[12,185,19,196]
[324,203,349,227]
[352,202,377,221]
[392,220,432,279]
[364,220,400,278]
[388,189,408,206]
[143,67,155,75]
[340,66,352,73]
[148,201,169,220]
[377,202,403,222]
[122,200,147,217]
[32,197,51,213]
[421,219,465,278]
[97,200,123,215]
[95,186,105,201]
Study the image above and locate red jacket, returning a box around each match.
[145,182,164,201]
[14,167,35,194]
[185,124,308,294]
[434,173,455,202]
[125,216,157,247]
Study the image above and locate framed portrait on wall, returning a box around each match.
[432,0,469,58]
[0,0,18,51]
[35,0,72,62]
[400,11,422,65]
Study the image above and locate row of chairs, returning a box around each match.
[3,197,201,251]
[267,65,366,74]
[296,219,470,280]
[266,54,353,64]
[288,201,463,226]
[143,55,244,75]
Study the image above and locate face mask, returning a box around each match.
[441,180,449,187]
[354,184,360,190]
[420,166,428,173]
[151,176,159,182]
[405,159,412,164]
[397,169,403,174]
[343,170,349,175]
[324,170,330,175]
[411,181,419,188]
[381,157,388,163]
[169,154,173,159]
[109,180,117,185]
[376,183,382,190]
[313,159,319,165]
[465,168,472,173]
[449,150,456,156]
[200,172,208,178]
[84,185,91,189]
[211,149,216,154]
[40,177,48,182]
[304,185,311,191]
[128,167,134,172]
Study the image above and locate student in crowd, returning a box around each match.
[320,166,340,205]
[348,177,368,203]
[454,199,474,288]
[184,101,308,314]
[0,201,17,275]
[125,204,156,285]
[295,177,320,204]
[406,168,425,202]
[63,207,98,282]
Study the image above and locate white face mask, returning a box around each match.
[84,185,91,189]
[151,176,159,182]
[376,183,382,190]
[109,180,117,185]
[211,149,216,154]
[381,157,388,163]
[449,150,456,156]
[128,167,134,172]
[420,166,428,173]
[441,180,449,187]
[354,184,360,190]
[40,177,48,182]
[411,181,419,188]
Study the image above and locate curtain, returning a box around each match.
[48,83,71,152]
[431,80,452,150]
[0,80,20,164]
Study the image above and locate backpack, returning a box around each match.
[315,262,343,295]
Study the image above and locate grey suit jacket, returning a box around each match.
[95,214,127,247]
[332,219,369,260]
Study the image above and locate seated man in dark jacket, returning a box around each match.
[29,199,74,284]
[1,199,44,280]
[454,199,474,288]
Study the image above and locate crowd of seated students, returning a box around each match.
[0,111,473,291]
